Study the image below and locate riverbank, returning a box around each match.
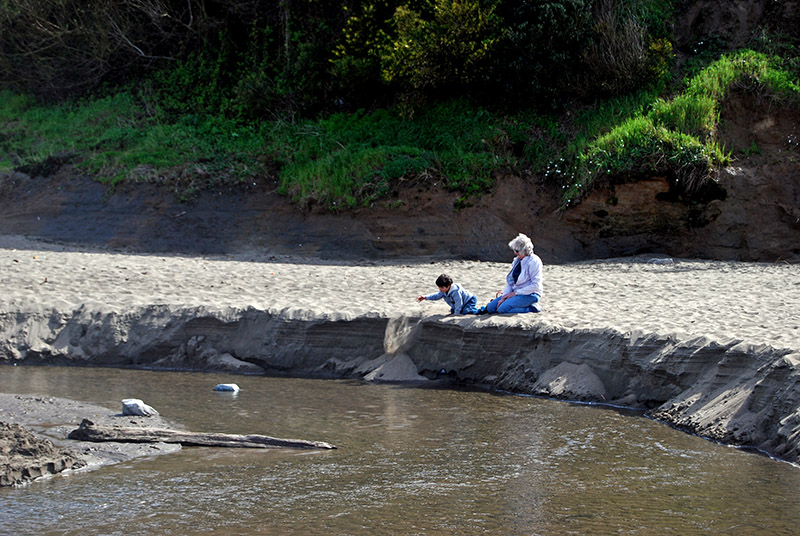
[0,393,182,486]
[1,235,799,463]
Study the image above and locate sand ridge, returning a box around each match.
[0,235,797,353]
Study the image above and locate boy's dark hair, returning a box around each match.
[435,273,453,288]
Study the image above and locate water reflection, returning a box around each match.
[2,365,799,535]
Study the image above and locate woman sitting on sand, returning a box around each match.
[480,233,543,314]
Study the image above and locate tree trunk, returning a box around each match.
[68,419,336,449]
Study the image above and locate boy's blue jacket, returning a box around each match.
[424,283,476,315]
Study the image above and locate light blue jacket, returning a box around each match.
[503,254,543,296]
[425,283,477,315]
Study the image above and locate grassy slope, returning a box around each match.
[1,51,798,208]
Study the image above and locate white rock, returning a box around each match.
[214,383,240,392]
[121,398,159,417]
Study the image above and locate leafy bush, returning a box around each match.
[492,0,592,104]
[330,1,394,106]
[145,35,237,118]
[381,0,501,103]
[570,0,676,98]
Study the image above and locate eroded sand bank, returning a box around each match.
[1,235,799,462]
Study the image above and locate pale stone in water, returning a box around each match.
[214,383,240,392]
[121,398,160,417]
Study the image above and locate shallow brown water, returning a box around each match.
[2,366,799,535]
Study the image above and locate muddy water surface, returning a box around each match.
[2,366,799,535]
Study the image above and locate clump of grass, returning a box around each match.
[267,101,518,208]
[559,50,799,206]
[0,89,267,198]
[685,49,800,101]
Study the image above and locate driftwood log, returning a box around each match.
[68,419,336,449]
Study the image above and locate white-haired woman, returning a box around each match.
[482,233,543,314]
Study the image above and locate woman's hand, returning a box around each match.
[498,292,515,304]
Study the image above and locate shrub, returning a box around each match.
[330,1,394,106]
[570,0,675,98]
[381,0,501,100]
[492,0,592,105]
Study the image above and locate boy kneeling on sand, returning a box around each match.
[417,273,479,315]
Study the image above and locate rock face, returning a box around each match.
[2,306,799,463]
[0,421,86,486]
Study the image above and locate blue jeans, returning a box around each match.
[455,295,479,315]
[486,293,540,314]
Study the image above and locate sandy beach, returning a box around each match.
[0,234,797,353]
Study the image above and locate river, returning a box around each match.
[2,366,799,535]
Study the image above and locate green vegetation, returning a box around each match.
[0,91,267,200]
[1,50,798,208]
[562,50,799,204]
[269,103,524,208]
[1,1,799,209]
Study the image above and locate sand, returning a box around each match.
[0,234,797,353]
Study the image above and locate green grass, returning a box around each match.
[266,102,517,207]
[0,90,266,198]
[558,50,800,205]
[0,90,517,206]
[1,50,798,209]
